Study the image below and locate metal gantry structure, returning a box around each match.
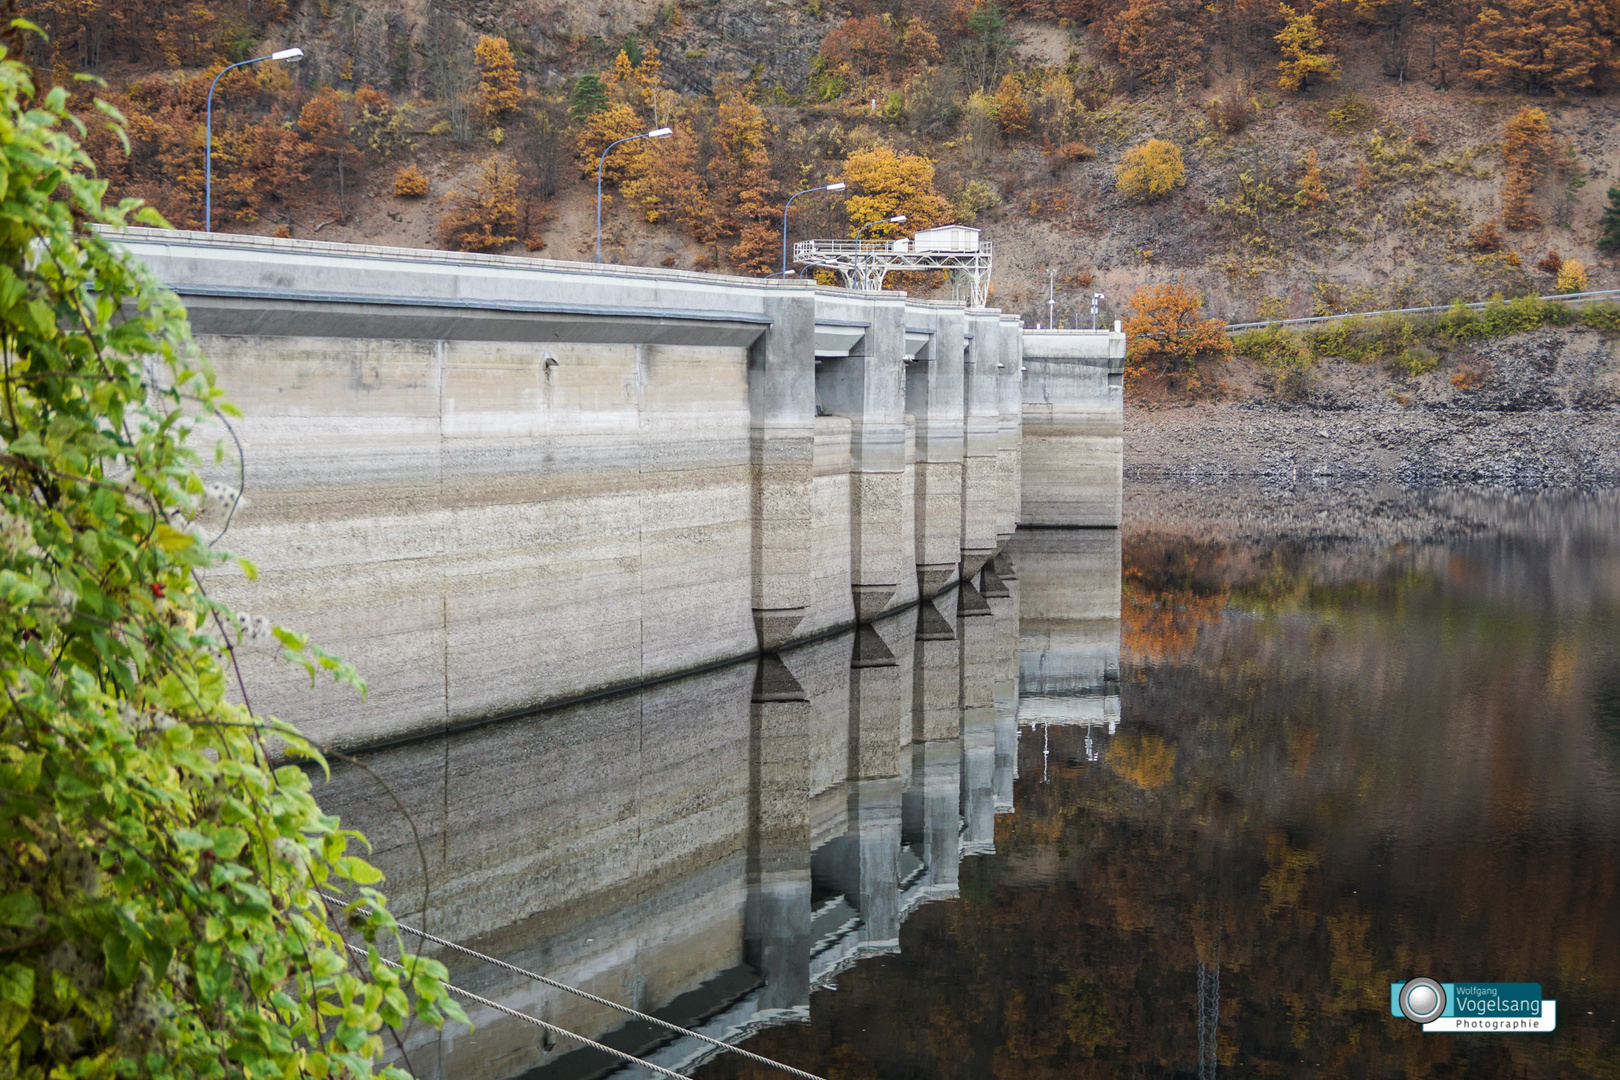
[793,226,994,308]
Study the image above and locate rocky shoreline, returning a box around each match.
[1126,327,1620,485]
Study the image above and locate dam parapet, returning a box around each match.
[112,228,1123,748]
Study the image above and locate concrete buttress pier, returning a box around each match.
[112,229,1123,749]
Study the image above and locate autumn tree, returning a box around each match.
[605,44,666,111]
[1463,0,1608,93]
[573,101,644,182]
[820,14,896,80]
[1116,139,1187,202]
[898,17,943,73]
[1124,278,1232,387]
[351,85,409,158]
[393,163,429,196]
[994,73,1031,136]
[1275,5,1340,91]
[298,87,362,224]
[438,156,524,251]
[1104,0,1210,89]
[843,144,952,237]
[622,125,712,239]
[1294,149,1328,210]
[1500,106,1551,230]
[1600,187,1620,251]
[475,34,523,120]
[1555,256,1587,293]
[210,111,312,226]
[709,89,778,270]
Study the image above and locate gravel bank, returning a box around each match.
[1127,327,1620,484]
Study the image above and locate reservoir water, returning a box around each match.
[328,484,1620,1080]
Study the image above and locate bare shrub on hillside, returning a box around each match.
[1465,218,1504,253]
[1206,94,1255,135]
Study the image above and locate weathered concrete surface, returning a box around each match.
[110,229,1124,748]
[1020,328,1127,527]
[326,563,1050,1080]
[1007,529,1122,731]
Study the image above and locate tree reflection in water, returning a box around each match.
[699,493,1620,1080]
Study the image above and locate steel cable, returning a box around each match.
[326,894,827,1080]
[351,946,689,1080]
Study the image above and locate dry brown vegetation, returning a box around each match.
[21,0,1619,325]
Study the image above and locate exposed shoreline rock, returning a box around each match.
[1127,327,1620,485]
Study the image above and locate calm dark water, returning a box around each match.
[695,490,1620,1080]
[330,486,1620,1080]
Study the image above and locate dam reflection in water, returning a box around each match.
[327,490,1620,1080]
[322,529,1121,1080]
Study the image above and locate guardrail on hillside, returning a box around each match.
[1222,288,1620,332]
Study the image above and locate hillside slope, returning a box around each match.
[23,0,1620,332]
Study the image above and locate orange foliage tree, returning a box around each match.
[76,64,310,230]
[475,35,523,120]
[573,102,644,181]
[820,14,895,80]
[994,73,1031,136]
[1103,0,1210,89]
[1275,5,1340,90]
[297,88,362,224]
[1464,0,1609,93]
[842,145,952,237]
[438,157,524,251]
[1115,139,1187,202]
[1123,278,1232,387]
[709,89,779,272]
[1500,106,1551,230]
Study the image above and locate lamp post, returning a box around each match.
[206,47,304,232]
[855,213,906,241]
[596,127,672,263]
[780,182,845,277]
[765,270,798,280]
[854,214,905,291]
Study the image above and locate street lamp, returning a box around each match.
[855,214,906,241]
[854,215,905,290]
[765,270,798,280]
[596,127,673,264]
[205,47,303,232]
[780,182,845,277]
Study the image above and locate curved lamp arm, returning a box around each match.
[206,48,303,232]
[596,127,672,264]
[780,181,845,277]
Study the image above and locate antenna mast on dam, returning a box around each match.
[794,226,993,307]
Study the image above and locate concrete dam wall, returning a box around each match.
[116,229,1124,749]
[311,531,1121,1080]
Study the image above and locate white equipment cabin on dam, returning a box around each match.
[114,228,1125,750]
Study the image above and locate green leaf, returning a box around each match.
[154,524,196,552]
[211,826,249,858]
[172,829,210,853]
[102,934,137,988]
[337,857,384,886]
[0,964,34,1009]
[0,894,42,929]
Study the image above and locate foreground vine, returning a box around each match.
[0,46,466,1080]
